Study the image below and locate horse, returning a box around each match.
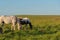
[18,17,32,29]
[0,15,21,30]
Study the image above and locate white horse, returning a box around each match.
[18,17,32,29]
[0,15,21,30]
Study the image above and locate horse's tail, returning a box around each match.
[29,22,32,29]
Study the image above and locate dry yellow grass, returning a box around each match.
[17,15,60,26]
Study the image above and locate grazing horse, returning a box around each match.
[18,17,32,29]
[0,15,21,30]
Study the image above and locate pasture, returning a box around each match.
[0,15,60,40]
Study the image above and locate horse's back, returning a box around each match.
[23,17,30,22]
[20,17,30,24]
[0,15,17,24]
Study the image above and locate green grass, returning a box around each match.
[0,15,60,40]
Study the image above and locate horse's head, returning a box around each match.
[18,17,23,20]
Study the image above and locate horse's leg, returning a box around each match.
[13,24,16,30]
[1,22,4,27]
[17,23,20,30]
[29,22,32,29]
[25,24,28,30]
[11,24,14,30]
[11,25,13,30]
[11,23,16,30]
[17,23,22,30]
[0,22,4,33]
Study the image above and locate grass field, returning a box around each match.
[0,15,60,40]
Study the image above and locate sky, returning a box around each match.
[0,0,60,15]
